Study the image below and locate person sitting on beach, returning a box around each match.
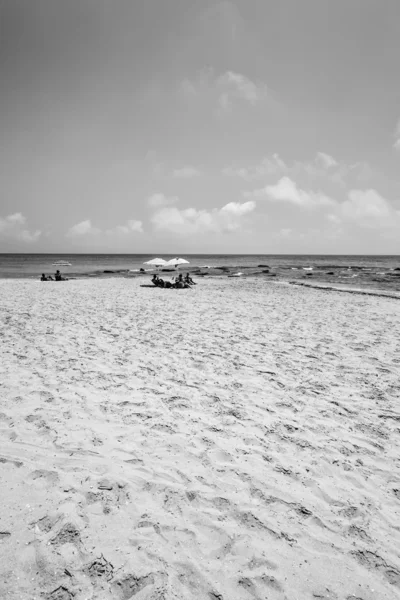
[54,270,67,281]
[174,274,184,288]
[184,273,196,285]
[173,273,191,289]
[40,273,48,281]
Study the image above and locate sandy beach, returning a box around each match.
[0,277,399,600]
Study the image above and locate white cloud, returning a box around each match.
[326,213,341,225]
[340,189,393,226]
[394,120,400,150]
[68,219,144,237]
[223,152,341,181]
[247,176,335,208]
[147,193,179,208]
[5,212,26,225]
[223,151,368,186]
[223,154,286,180]
[151,200,256,235]
[127,219,143,232]
[280,228,292,237]
[173,166,201,178]
[217,71,267,109]
[107,220,143,235]
[180,68,269,112]
[66,220,100,237]
[0,212,41,243]
[315,152,338,169]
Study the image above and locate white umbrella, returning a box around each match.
[165,257,190,268]
[143,258,167,267]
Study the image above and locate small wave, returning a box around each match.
[303,267,313,271]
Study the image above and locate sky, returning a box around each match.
[1,0,400,254]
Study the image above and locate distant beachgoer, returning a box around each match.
[151,274,159,286]
[185,273,196,285]
[40,274,47,281]
[54,270,67,281]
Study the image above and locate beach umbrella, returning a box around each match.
[165,257,190,268]
[143,258,167,267]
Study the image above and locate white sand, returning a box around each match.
[0,278,399,600]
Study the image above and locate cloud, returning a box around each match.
[180,68,269,112]
[223,151,371,186]
[173,166,201,178]
[394,120,400,150]
[107,220,143,235]
[147,193,179,208]
[151,200,256,235]
[315,152,338,169]
[246,176,335,208]
[280,228,292,237]
[217,71,267,109]
[68,219,144,237]
[5,213,26,225]
[66,220,100,237]
[223,154,286,180]
[0,212,41,243]
[339,189,394,227]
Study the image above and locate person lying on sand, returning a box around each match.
[184,273,196,285]
[151,274,167,288]
[151,273,190,289]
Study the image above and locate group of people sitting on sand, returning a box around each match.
[40,270,67,282]
[151,272,196,289]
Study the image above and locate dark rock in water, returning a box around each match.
[215,266,230,270]
[389,272,400,277]
[326,271,335,275]
[161,268,175,272]
[262,269,269,273]
[104,270,115,274]
[306,273,313,277]
[394,267,400,271]
[140,268,145,272]
[258,264,269,268]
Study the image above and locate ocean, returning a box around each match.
[0,254,400,293]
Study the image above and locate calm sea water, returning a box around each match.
[0,253,398,278]
[1,254,400,293]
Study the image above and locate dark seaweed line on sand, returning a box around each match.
[291,281,400,301]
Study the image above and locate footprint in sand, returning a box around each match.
[29,469,60,486]
[32,514,61,534]
[352,549,400,588]
[46,586,74,600]
[85,553,114,583]
[84,477,130,514]
[50,522,82,547]
[111,571,166,600]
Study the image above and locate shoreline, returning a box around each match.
[1,269,400,300]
